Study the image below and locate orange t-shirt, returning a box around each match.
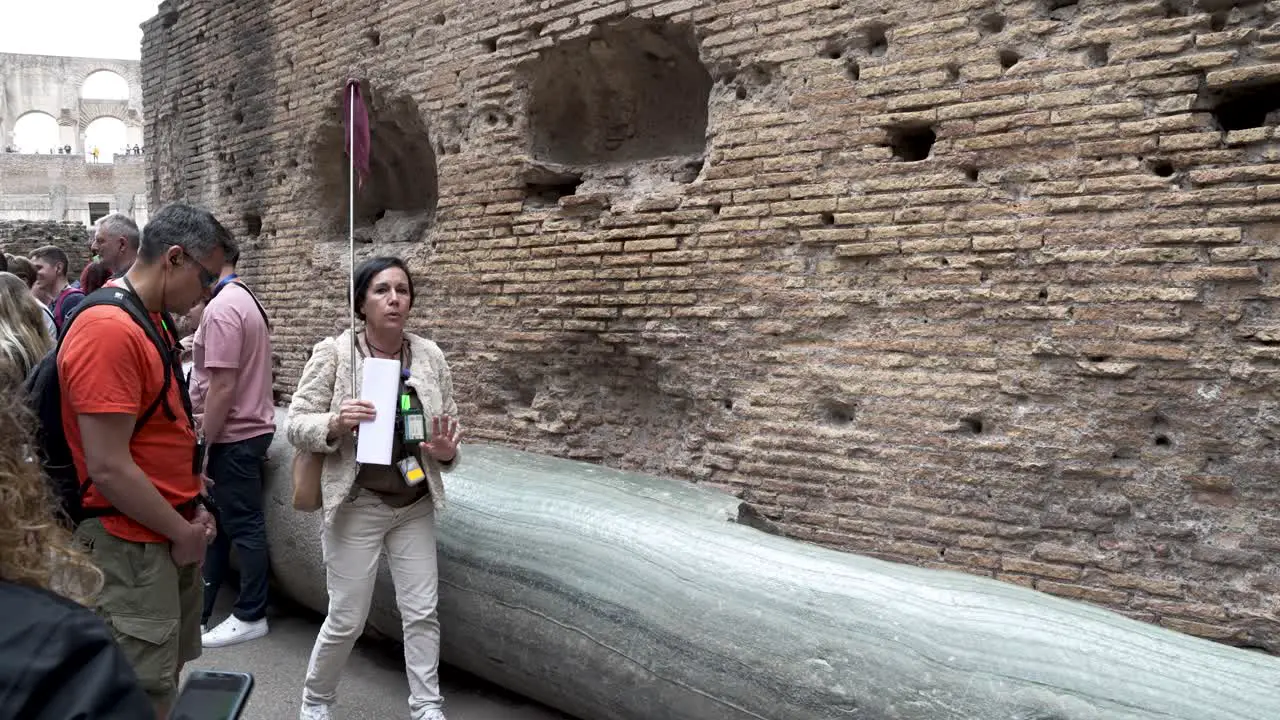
[58,297,200,544]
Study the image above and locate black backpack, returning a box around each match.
[24,285,187,527]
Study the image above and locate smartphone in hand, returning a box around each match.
[169,670,254,720]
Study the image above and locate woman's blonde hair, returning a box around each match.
[0,384,103,603]
[0,272,52,387]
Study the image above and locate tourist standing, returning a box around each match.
[191,243,276,648]
[92,213,141,277]
[60,203,232,719]
[0,387,152,720]
[0,272,52,386]
[29,246,82,333]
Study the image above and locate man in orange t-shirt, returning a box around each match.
[59,203,234,720]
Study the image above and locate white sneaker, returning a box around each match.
[299,703,332,720]
[201,616,269,648]
[420,710,446,720]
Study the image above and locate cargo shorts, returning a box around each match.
[76,519,203,704]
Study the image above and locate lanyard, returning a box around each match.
[212,273,239,297]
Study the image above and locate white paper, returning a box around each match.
[356,357,401,465]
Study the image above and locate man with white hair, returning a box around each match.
[91,213,141,278]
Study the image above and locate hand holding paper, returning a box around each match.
[355,357,401,465]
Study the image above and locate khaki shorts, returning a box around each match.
[76,519,203,704]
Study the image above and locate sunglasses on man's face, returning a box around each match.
[179,249,217,289]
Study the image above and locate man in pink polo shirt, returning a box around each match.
[189,243,276,648]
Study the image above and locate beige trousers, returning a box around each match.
[302,491,442,716]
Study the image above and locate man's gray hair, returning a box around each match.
[138,204,237,264]
[96,213,140,250]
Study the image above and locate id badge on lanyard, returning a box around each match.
[401,392,426,446]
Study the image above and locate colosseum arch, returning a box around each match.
[11,110,59,153]
[79,70,131,100]
[0,53,142,156]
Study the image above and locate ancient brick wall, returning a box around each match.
[142,0,1280,651]
[0,153,149,223]
[0,220,91,275]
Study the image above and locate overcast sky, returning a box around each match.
[1,0,162,60]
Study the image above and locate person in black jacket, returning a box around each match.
[0,387,152,719]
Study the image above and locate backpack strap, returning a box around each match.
[52,286,85,328]
[215,279,271,330]
[57,286,184,519]
[57,286,178,432]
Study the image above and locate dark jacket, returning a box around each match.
[0,581,151,719]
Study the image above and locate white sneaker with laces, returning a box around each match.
[299,703,332,720]
[201,616,269,648]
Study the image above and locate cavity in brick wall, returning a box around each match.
[142,0,1280,654]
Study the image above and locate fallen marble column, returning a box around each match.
[260,414,1280,720]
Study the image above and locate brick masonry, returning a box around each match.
[142,0,1280,651]
[1,220,91,276]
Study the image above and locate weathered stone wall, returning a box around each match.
[0,153,148,223]
[0,219,91,275]
[142,0,1280,651]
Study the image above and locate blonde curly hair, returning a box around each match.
[0,382,102,603]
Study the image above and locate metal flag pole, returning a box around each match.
[348,81,357,393]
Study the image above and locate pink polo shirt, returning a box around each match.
[191,281,276,443]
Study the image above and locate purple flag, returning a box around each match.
[343,79,370,190]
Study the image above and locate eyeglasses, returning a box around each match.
[179,248,217,289]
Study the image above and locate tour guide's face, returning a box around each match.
[163,244,223,315]
[363,267,412,331]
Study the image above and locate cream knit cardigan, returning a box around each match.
[286,329,460,523]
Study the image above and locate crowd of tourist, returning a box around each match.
[0,205,461,719]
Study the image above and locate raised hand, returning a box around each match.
[424,415,462,463]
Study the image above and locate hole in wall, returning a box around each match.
[847,60,861,80]
[243,212,262,237]
[530,21,546,37]
[1147,158,1175,177]
[887,124,936,162]
[161,8,179,28]
[961,415,985,434]
[722,398,734,410]
[482,37,498,53]
[1154,434,1172,447]
[1204,80,1280,132]
[523,17,712,165]
[367,29,381,46]
[821,212,836,225]
[945,62,961,81]
[1043,0,1078,21]
[821,398,858,426]
[964,165,980,182]
[999,49,1021,71]
[736,85,749,100]
[232,109,244,124]
[1038,287,1049,300]
[1210,10,1228,31]
[866,22,889,57]
[519,167,581,210]
[979,12,1006,34]
[1087,44,1109,67]
[433,13,446,25]
[820,41,843,59]
[311,83,439,236]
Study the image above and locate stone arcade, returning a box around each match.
[142,0,1280,668]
